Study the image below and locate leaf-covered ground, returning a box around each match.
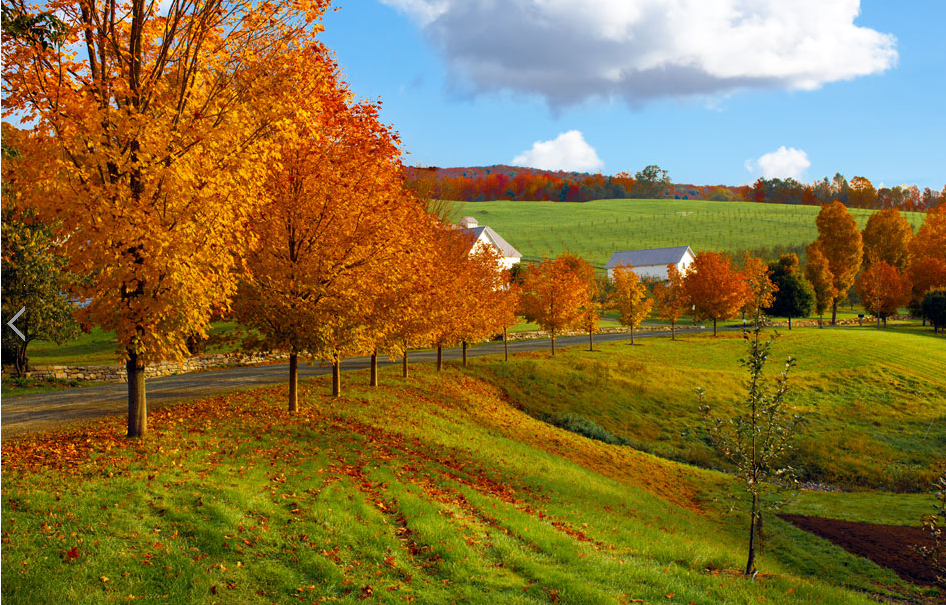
[3,363,940,604]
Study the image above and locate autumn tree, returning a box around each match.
[740,254,777,323]
[607,265,653,345]
[855,261,910,328]
[765,254,815,329]
[559,254,600,351]
[455,244,518,367]
[812,202,863,325]
[848,176,878,208]
[653,263,688,340]
[862,208,912,270]
[235,90,417,404]
[910,203,946,264]
[632,165,672,199]
[683,252,748,336]
[3,0,334,436]
[519,257,588,355]
[907,257,946,322]
[804,244,836,328]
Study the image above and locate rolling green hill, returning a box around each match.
[457,199,927,269]
[2,327,941,603]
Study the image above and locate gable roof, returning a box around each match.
[605,245,694,269]
[460,226,522,259]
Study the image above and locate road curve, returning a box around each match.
[1,327,704,436]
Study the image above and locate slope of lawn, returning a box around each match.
[2,359,938,603]
[458,198,927,269]
[477,326,946,492]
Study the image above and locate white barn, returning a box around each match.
[458,217,522,271]
[605,246,695,281]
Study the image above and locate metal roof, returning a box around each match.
[605,245,694,269]
[461,226,522,259]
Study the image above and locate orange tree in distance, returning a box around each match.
[654,263,688,340]
[909,203,946,263]
[862,207,913,270]
[740,254,777,324]
[455,243,517,366]
[235,88,419,405]
[804,244,837,328]
[812,201,863,325]
[519,257,589,355]
[3,0,333,437]
[907,257,946,322]
[559,254,601,351]
[683,252,748,336]
[855,261,911,328]
[607,264,653,345]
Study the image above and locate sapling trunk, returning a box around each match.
[370,350,378,386]
[437,344,443,371]
[588,329,594,351]
[503,327,508,361]
[289,353,298,413]
[126,349,147,438]
[332,358,341,398]
[462,340,468,366]
[551,333,555,356]
[402,349,409,378]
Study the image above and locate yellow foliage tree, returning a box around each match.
[3,0,332,436]
[653,263,688,340]
[862,207,913,270]
[813,201,863,325]
[607,265,653,345]
[519,257,588,355]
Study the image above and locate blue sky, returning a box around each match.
[318,1,944,189]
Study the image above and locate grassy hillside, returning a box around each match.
[476,326,946,492]
[458,198,927,269]
[2,330,941,603]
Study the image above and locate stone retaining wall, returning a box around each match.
[24,351,289,383]
[506,324,703,341]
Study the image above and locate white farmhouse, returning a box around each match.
[458,217,522,271]
[605,246,695,281]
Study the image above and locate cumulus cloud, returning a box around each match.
[512,130,604,171]
[381,0,897,107]
[746,146,811,179]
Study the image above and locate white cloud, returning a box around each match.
[747,146,811,180]
[381,0,897,107]
[512,130,604,171]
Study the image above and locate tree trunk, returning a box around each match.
[819,314,823,328]
[788,316,792,330]
[126,349,147,438]
[288,353,298,413]
[332,357,341,398]
[713,317,718,337]
[462,340,468,366]
[745,493,758,576]
[588,329,594,351]
[402,349,409,379]
[877,316,881,329]
[671,320,675,341]
[504,327,508,361]
[14,342,27,377]
[630,326,635,345]
[551,333,555,356]
[831,300,838,326]
[370,350,378,386]
[437,344,443,371]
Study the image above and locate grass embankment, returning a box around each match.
[459,198,927,269]
[478,327,946,493]
[3,344,938,603]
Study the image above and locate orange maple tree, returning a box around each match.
[848,176,878,208]
[653,263,688,340]
[607,265,653,345]
[3,0,332,436]
[813,201,863,325]
[862,208,913,270]
[855,261,911,328]
[804,244,837,328]
[235,90,419,404]
[906,257,946,320]
[519,257,589,355]
[683,252,748,336]
[909,203,946,263]
[740,254,777,322]
[559,254,601,351]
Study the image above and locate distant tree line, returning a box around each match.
[405,164,945,212]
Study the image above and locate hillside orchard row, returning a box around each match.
[3,0,946,439]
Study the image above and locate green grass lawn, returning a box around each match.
[3,348,938,604]
[458,198,927,269]
[475,327,946,493]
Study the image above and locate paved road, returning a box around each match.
[1,327,704,436]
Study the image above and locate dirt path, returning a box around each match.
[1,328,700,437]
[779,514,938,587]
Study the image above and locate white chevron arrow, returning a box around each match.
[7,306,26,341]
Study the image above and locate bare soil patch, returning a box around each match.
[779,514,937,587]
